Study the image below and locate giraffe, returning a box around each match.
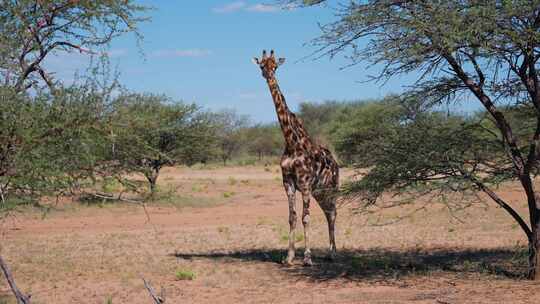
[253,50,339,266]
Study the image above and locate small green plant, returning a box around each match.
[462,260,475,272]
[175,269,196,280]
[105,296,113,304]
[227,177,237,185]
[280,232,289,243]
[223,191,235,198]
[191,183,208,193]
[276,225,289,243]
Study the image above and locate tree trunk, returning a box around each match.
[474,177,539,279]
[528,206,540,280]
[145,170,159,195]
[149,178,157,194]
[517,178,540,280]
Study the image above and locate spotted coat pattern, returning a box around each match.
[253,50,339,265]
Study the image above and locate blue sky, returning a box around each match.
[46,1,418,122]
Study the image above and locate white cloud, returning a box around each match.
[213,2,288,14]
[212,1,246,13]
[151,49,212,58]
[245,4,279,13]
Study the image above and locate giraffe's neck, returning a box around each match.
[265,76,314,151]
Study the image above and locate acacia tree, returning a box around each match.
[0,1,149,205]
[296,0,540,279]
[0,0,148,92]
[1,1,149,299]
[0,56,125,206]
[111,93,216,194]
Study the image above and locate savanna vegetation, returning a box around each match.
[2,0,540,303]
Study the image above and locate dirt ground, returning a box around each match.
[1,165,539,303]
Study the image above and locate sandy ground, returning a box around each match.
[1,165,539,303]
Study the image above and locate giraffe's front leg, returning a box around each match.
[301,190,313,266]
[284,180,297,265]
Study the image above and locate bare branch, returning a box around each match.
[142,277,165,304]
[0,254,31,304]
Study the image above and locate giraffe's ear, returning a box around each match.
[277,58,286,66]
[252,57,260,65]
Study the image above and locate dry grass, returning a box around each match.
[0,165,539,303]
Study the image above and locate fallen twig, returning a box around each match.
[142,277,165,304]
[0,253,31,304]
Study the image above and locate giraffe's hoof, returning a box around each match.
[283,260,294,266]
[283,256,295,266]
[303,257,313,266]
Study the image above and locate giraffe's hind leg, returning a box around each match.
[315,191,338,261]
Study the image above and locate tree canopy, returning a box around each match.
[294,0,540,279]
[111,93,217,193]
[0,0,148,92]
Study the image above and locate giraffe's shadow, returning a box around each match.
[170,247,528,281]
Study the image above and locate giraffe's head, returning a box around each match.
[252,50,285,79]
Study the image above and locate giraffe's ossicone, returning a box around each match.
[253,50,340,266]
